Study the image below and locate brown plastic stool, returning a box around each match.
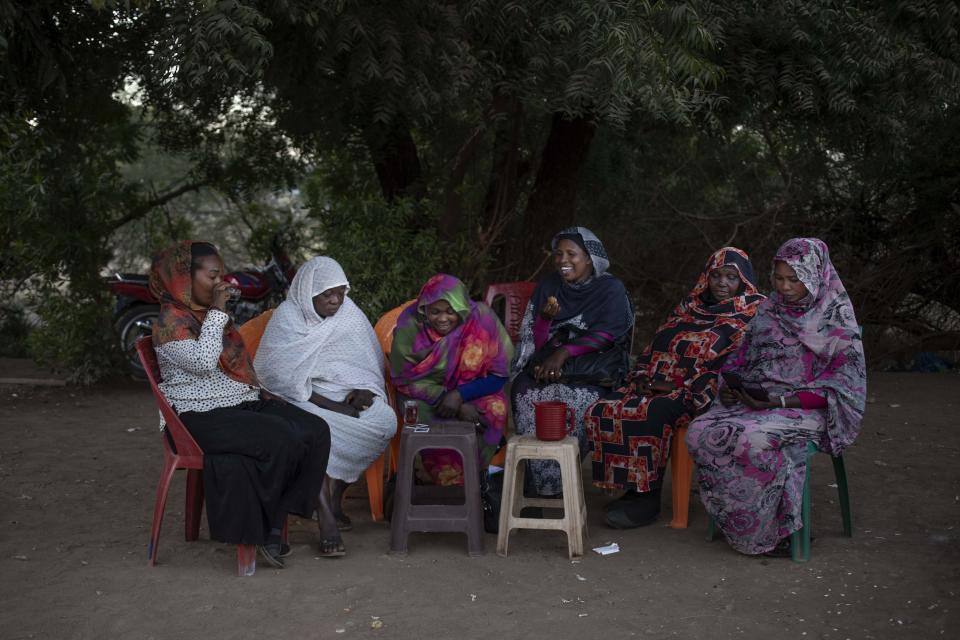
[389,421,484,556]
[496,435,588,560]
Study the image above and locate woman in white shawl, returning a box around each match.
[254,257,397,556]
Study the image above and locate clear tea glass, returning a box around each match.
[402,399,419,426]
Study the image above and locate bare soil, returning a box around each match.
[1,369,958,639]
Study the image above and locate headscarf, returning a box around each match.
[390,274,514,446]
[633,247,766,412]
[149,240,257,386]
[254,256,386,404]
[724,238,866,454]
[513,227,633,370]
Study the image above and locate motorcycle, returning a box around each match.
[107,245,295,377]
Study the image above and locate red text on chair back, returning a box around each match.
[482,281,536,344]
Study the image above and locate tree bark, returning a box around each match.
[365,118,423,202]
[518,112,597,278]
[477,95,527,276]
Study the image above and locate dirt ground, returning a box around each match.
[0,367,958,640]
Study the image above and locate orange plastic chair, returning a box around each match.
[237,308,274,355]
[373,301,416,477]
[240,309,390,522]
[482,281,536,344]
[137,336,258,576]
[668,421,694,528]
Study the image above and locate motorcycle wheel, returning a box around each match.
[115,304,159,379]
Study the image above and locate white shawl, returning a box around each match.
[253,256,386,403]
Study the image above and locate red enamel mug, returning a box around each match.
[534,401,574,441]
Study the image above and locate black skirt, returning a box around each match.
[179,399,330,544]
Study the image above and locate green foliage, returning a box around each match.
[303,178,443,321]
[3,0,960,378]
[26,288,120,384]
[0,305,31,358]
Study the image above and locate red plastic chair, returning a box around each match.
[137,336,259,576]
[482,281,536,344]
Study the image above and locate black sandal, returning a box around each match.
[257,543,286,568]
[602,488,662,529]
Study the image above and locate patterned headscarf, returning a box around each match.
[513,227,633,371]
[390,274,514,447]
[725,238,866,454]
[551,226,610,276]
[633,247,765,412]
[149,240,257,386]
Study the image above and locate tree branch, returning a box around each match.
[109,180,206,231]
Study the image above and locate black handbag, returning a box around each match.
[524,327,630,388]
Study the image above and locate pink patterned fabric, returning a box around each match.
[687,237,867,555]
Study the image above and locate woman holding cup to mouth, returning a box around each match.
[149,241,331,569]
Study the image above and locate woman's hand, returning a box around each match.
[733,389,777,410]
[540,296,560,318]
[345,389,375,412]
[259,388,284,403]
[210,281,234,311]
[457,402,480,424]
[642,380,675,395]
[629,373,650,394]
[329,401,360,418]
[718,386,738,406]
[435,390,464,418]
[533,348,570,383]
[310,392,359,418]
[631,374,672,396]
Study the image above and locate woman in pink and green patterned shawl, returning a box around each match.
[390,274,514,485]
[687,238,866,556]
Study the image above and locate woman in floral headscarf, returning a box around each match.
[390,274,514,485]
[687,238,866,557]
[585,247,765,529]
[511,227,634,498]
[150,241,330,569]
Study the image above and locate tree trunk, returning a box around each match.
[365,118,423,202]
[518,112,597,278]
[477,95,527,277]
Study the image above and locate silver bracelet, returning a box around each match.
[779,395,788,408]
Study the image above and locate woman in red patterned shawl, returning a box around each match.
[150,241,334,565]
[585,247,764,529]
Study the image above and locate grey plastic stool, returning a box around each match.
[389,421,485,556]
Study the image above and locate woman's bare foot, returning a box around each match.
[317,478,346,556]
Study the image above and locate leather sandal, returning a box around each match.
[257,543,286,568]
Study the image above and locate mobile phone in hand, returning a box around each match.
[722,371,744,390]
[722,371,768,401]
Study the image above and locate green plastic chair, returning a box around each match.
[706,440,852,562]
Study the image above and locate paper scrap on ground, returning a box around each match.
[592,542,620,555]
